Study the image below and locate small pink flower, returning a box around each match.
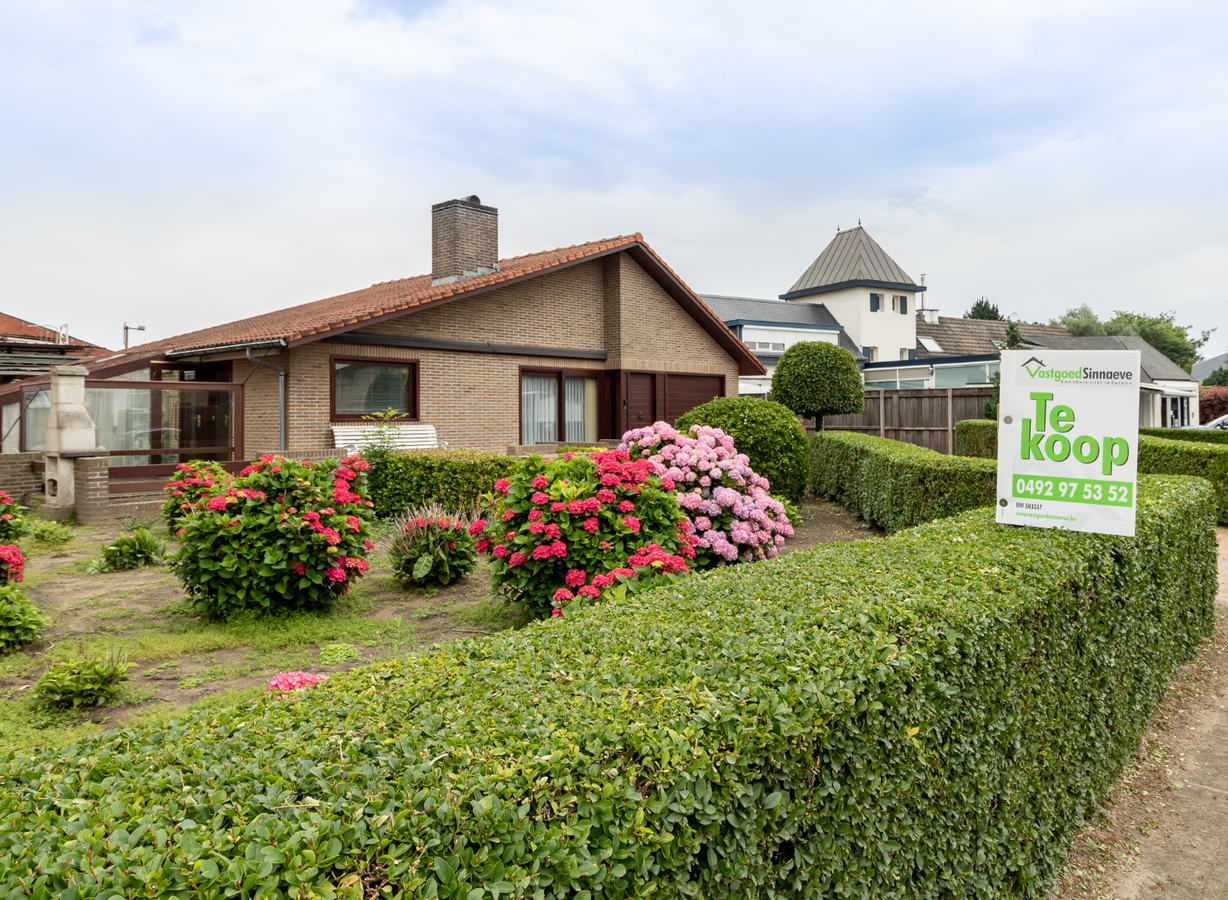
[528,509,544,522]
[582,517,600,533]
[551,608,564,618]
[553,588,574,602]
[325,567,346,582]
[494,478,510,495]
[206,496,229,511]
[292,562,306,575]
[502,509,516,522]
[565,568,587,587]
[528,521,546,534]
[476,539,491,554]
[531,476,549,490]
[509,551,528,566]
[468,520,487,536]
[577,585,600,598]
[623,516,641,534]
[618,500,634,513]
[596,489,616,504]
[661,477,675,490]
[550,502,567,513]
[531,492,550,505]
[492,544,509,558]
[599,540,611,550]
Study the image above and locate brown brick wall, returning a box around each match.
[73,456,113,525]
[431,200,498,281]
[0,452,44,507]
[240,253,741,454]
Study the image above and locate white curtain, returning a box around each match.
[521,375,558,444]
[564,377,598,443]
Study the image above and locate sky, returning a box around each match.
[2,0,1225,357]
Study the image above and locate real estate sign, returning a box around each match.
[996,349,1141,537]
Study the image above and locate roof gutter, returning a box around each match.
[245,347,287,452]
[165,339,287,359]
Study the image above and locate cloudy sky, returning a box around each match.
[2,0,1225,356]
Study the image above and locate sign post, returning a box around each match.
[996,349,1140,537]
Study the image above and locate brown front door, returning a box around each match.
[627,373,655,426]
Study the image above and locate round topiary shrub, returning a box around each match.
[0,585,49,653]
[771,340,865,429]
[674,396,809,502]
[172,454,376,618]
[390,508,480,586]
[479,449,697,616]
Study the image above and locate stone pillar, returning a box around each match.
[43,365,96,521]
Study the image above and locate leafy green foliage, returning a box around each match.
[1201,386,1228,422]
[954,421,1228,524]
[770,340,864,428]
[389,506,479,586]
[26,519,73,548]
[369,448,519,517]
[316,642,360,666]
[172,455,375,619]
[33,649,133,708]
[965,297,1003,319]
[1050,305,1213,371]
[0,585,49,653]
[1203,366,1228,387]
[0,491,28,544]
[0,477,1215,899]
[1003,318,1025,350]
[809,431,997,531]
[1139,427,1228,446]
[674,396,809,502]
[88,528,165,573]
[161,459,232,533]
[955,419,999,458]
[983,369,1002,418]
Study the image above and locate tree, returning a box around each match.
[1003,319,1025,350]
[1051,305,1215,373]
[1204,366,1228,387]
[770,341,864,431]
[966,298,1003,320]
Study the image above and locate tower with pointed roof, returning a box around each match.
[780,226,923,363]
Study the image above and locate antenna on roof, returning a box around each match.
[858,218,861,226]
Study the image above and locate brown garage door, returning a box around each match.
[664,374,724,423]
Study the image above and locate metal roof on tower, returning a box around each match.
[780,226,925,299]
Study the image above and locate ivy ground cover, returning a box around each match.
[0,475,1215,899]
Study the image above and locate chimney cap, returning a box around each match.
[431,195,497,214]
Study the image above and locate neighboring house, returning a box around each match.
[1193,350,1228,384]
[698,295,860,397]
[0,196,762,460]
[780,226,924,363]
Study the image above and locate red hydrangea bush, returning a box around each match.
[480,449,697,616]
[0,545,25,586]
[620,421,794,565]
[172,454,375,618]
[160,460,232,532]
[0,491,29,544]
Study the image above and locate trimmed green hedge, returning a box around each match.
[955,418,999,459]
[0,477,1216,899]
[1139,426,1228,446]
[674,396,809,502]
[809,430,996,532]
[369,448,519,516]
[953,421,1228,524]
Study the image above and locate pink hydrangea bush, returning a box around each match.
[479,449,698,616]
[268,671,328,692]
[0,544,25,585]
[160,460,233,533]
[620,421,794,565]
[172,454,375,618]
[0,491,29,544]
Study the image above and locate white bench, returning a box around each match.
[330,423,447,452]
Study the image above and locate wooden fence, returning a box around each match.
[822,386,995,455]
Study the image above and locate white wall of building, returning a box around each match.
[791,286,916,361]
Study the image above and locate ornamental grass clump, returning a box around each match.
[87,528,165,573]
[389,505,479,586]
[33,648,132,709]
[172,454,375,618]
[480,449,697,616]
[160,459,232,532]
[621,421,794,566]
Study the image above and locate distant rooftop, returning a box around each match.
[782,226,923,299]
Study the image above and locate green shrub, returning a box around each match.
[809,430,997,531]
[955,418,999,458]
[389,506,479,586]
[1139,426,1228,446]
[0,585,48,653]
[674,396,809,502]
[0,476,1214,899]
[1138,435,1228,524]
[172,454,375,619]
[954,423,1228,524]
[26,519,73,548]
[369,448,519,517]
[1201,386,1228,421]
[87,528,165,573]
[770,340,864,428]
[32,649,133,708]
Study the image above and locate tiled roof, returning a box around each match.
[0,312,105,351]
[1193,350,1228,383]
[88,236,764,376]
[699,294,842,328]
[914,316,1071,358]
[1025,334,1195,384]
[784,226,918,297]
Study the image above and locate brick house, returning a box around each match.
[3,197,761,460]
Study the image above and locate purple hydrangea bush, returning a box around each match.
[620,421,794,565]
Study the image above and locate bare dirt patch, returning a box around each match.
[784,497,882,552]
[1051,526,1228,900]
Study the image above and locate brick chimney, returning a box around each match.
[431,195,499,285]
